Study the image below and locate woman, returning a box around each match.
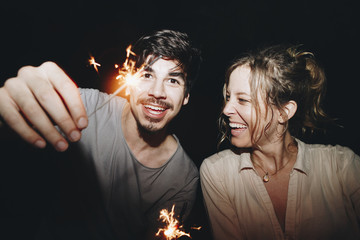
[200,44,360,240]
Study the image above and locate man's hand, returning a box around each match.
[0,61,88,151]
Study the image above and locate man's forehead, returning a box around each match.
[144,57,184,75]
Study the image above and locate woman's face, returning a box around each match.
[223,66,280,148]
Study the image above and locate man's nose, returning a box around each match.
[148,79,166,99]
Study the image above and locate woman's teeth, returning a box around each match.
[229,123,247,129]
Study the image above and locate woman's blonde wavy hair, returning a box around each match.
[218,44,329,148]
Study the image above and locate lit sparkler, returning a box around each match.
[87,45,161,117]
[89,56,101,73]
[156,205,191,240]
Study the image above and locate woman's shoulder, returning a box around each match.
[303,141,356,158]
[200,149,246,174]
[203,149,240,163]
[299,139,359,167]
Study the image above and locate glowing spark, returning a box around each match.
[87,45,161,117]
[156,205,191,240]
[114,45,139,88]
[191,226,202,230]
[89,56,101,72]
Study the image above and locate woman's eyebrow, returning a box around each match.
[227,90,250,97]
[235,92,250,96]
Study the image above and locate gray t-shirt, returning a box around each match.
[71,88,199,239]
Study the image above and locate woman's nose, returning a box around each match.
[223,100,235,116]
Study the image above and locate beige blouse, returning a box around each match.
[200,139,360,240]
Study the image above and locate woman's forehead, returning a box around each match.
[228,66,251,91]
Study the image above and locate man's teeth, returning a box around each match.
[144,105,166,112]
[229,123,247,129]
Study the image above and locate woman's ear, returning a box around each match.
[279,100,297,123]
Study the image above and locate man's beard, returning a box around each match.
[134,97,173,134]
[136,116,162,135]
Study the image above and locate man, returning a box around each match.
[0,29,201,239]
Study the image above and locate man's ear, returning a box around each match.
[183,93,190,106]
[279,100,297,123]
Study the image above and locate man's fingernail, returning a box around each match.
[77,117,88,128]
[70,130,81,142]
[56,140,68,152]
[34,140,46,148]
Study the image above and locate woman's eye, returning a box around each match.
[238,98,250,103]
[225,95,230,101]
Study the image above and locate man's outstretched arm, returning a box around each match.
[0,61,88,151]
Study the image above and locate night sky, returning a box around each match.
[1,0,359,238]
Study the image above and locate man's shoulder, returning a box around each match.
[169,138,199,176]
[79,88,127,111]
[79,88,127,118]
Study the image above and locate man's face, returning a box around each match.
[127,57,189,133]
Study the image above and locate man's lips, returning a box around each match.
[142,104,168,120]
[143,104,167,115]
[139,98,173,119]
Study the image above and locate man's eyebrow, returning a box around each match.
[168,71,185,79]
[143,66,154,72]
[143,66,185,79]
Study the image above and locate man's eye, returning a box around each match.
[168,78,180,84]
[144,73,152,79]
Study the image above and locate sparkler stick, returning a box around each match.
[87,52,162,118]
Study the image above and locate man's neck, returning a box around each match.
[121,103,177,168]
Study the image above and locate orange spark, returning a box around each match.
[87,45,143,117]
[89,56,101,72]
[115,44,140,87]
[191,226,202,230]
[87,45,161,117]
[156,205,191,240]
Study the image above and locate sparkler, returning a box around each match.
[89,56,101,73]
[156,204,191,240]
[87,46,161,117]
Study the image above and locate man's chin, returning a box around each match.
[136,121,165,135]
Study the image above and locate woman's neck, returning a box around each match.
[251,132,298,173]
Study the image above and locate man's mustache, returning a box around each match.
[137,98,173,109]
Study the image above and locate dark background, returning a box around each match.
[1,0,359,239]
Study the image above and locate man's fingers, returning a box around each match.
[39,62,88,129]
[1,62,86,152]
[24,71,82,142]
[0,87,46,149]
[3,77,69,151]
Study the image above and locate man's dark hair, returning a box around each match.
[132,29,201,95]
